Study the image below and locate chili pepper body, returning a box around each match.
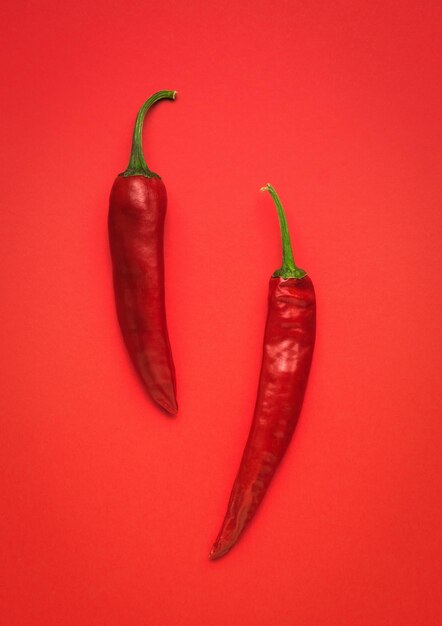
[210,184,315,559]
[108,91,177,415]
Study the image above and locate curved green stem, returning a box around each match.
[260,183,307,279]
[121,90,177,178]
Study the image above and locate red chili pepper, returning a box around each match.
[210,184,316,559]
[108,91,178,415]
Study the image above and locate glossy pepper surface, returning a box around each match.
[108,91,178,415]
[210,184,316,559]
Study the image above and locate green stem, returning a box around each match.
[121,90,177,178]
[260,183,307,279]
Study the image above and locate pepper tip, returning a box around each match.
[154,397,178,416]
[165,404,178,417]
[208,546,220,561]
[208,539,232,561]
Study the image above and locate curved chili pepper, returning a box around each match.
[108,91,178,415]
[209,184,316,559]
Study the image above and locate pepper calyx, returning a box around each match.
[121,90,176,179]
[261,183,307,280]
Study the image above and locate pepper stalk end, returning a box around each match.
[260,183,307,279]
[121,90,177,179]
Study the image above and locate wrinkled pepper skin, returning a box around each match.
[210,184,315,560]
[108,175,177,414]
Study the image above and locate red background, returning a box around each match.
[1,1,442,624]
